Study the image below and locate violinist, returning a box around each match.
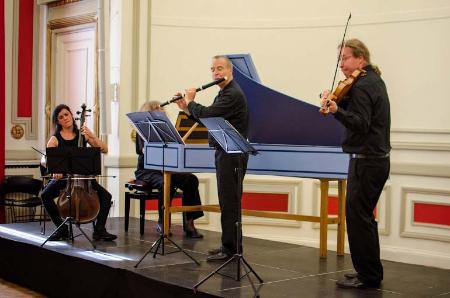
[41,104,117,241]
[320,39,390,289]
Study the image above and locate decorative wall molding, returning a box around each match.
[47,0,82,8]
[103,155,136,168]
[154,177,211,226]
[392,141,450,151]
[37,0,79,5]
[5,149,40,160]
[242,178,303,227]
[382,245,450,270]
[10,0,39,139]
[37,0,59,5]
[380,185,392,236]
[400,187,450,242]
[391,128,450,134]
[152,7,450,29]
[391,128,450,151]
[146,1,152,102]
[311,182,391,235]
[391,162,450,178]
[47,12,96,30]
[45,12,97,139]
[130,0,140,112]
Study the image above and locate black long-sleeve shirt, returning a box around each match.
[187,79,249,147]
[334,65,391,155]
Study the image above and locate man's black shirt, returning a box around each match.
[334,65,391,155]
[187,79,249,147]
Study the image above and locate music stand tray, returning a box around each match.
[126,111,185,144]
[46,147,101,176]
[200,117,257,155]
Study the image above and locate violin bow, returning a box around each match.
[330,13,352,92]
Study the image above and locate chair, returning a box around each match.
[125,180,185,235]
[124,179,161,235]
[0,176,44,223]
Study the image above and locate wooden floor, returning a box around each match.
[0,279,45,298]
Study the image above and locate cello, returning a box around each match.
[57,104,101,224]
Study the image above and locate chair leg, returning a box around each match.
[139,198,145,235]
[31,206,37,221]
[125,192,130,232]
[40,205,46,235]
[11,206,16,223]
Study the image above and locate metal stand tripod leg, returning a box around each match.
[41,216,71,247]
[193,223,263,293]
[193,154,263,296]
[134,171,200,268]
[76,223,96,249]
[41,178,96,249]
[134,232,200,268]
[41,216,97,250]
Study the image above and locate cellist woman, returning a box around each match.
[41,104,117,241]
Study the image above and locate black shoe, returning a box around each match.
[48,227,69,241]
[206,251,232,262]
[344,272,358,279]
[336,277,380,289]
[185,228,203,239]
[208,247,223,255]
[93,229,117,241]
[183,219,203,239]
[156,223,172,236]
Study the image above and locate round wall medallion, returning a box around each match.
[11,124,25,139]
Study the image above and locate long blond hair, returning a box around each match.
[343,38,381,75]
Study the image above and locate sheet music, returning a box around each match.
[126,112,151,142]
[200,117,258,155]
[126,111,184,144]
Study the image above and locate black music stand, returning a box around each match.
[193,117,262,296]
[126,111,200,267]
[41,147,101,249]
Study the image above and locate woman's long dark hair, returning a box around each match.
[51,104,79,135]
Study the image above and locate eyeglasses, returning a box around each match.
[340,55,353,62]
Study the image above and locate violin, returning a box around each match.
[319,68,366,115]
[57,104,100,224]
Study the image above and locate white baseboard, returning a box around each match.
[247,234,450,270]
[381,246,450,270]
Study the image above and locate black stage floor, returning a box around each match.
[0,218,449,297]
